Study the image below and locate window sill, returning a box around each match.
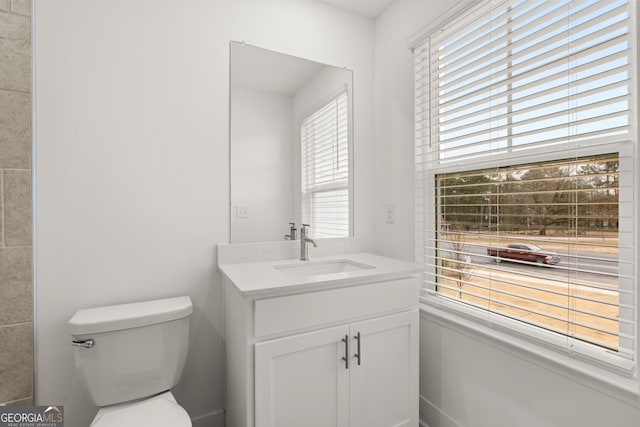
[420,300,640,408]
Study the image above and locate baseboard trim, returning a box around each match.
[191,409,224,427]
[420,394,462,427]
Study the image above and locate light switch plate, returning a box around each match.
[385,203,395,224]
[236,205,249,218]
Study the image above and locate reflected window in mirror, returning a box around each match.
[301,91,349,239]
[229,41,354,243]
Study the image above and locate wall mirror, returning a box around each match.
[229,41,354,243]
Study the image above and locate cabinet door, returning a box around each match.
[349,310,419,427]
[255,325,350,427]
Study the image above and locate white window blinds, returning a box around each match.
[301,91,350,239]
[414,0,636,366]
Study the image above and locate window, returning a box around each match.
[414,0,636,368]
[301,91,350,239]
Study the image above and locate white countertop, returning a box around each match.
[218,252,423,297]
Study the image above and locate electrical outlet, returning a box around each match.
[236,206,249,218]
[385,203,395,224]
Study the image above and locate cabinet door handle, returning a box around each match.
[354,332,361,365]
[341,335,349,369]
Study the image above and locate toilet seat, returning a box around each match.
[91,392,191,427]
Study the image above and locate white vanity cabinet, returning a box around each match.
[220,253,420,427]
[254,324,351,427]
[255,310,418,427]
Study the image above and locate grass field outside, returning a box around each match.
[437,230,619,350]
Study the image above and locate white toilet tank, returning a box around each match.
[68,296,193,407]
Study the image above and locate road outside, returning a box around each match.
[437,232,619,349]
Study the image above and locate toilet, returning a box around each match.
[68,296,193,426]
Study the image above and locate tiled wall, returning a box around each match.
[0,0,33,407]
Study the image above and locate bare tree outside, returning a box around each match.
[442,226,472,299]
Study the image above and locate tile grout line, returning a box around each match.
[0,87,31,95]
[0,396,34,406]
[2,4,31,19]
[9,4,32,19]
[0,170,33,249]
[0,321,33,330]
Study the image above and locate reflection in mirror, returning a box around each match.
[230,42,353,243]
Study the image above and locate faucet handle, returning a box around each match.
[301,223,310,228]
[285,222,297,241]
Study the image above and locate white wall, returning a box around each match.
[373,0,452,262]
[374,2,640,427]
[231,88,294,243]
[33,1,374,426]
[420,316,640,427]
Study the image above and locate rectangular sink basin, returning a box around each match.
[274,259,374,279]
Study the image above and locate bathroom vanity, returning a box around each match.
[219,251,420,427]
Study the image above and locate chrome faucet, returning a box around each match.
[300,224,317,261]
[284,222,297,240]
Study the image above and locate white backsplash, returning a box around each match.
[217,237,365,265]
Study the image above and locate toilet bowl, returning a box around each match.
[68,296,193,427]
[90,391,190,427]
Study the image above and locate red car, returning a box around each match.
[487,243,560,265]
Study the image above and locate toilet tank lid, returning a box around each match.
[68,296,193,335]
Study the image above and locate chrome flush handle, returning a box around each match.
[71,339,95,349]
